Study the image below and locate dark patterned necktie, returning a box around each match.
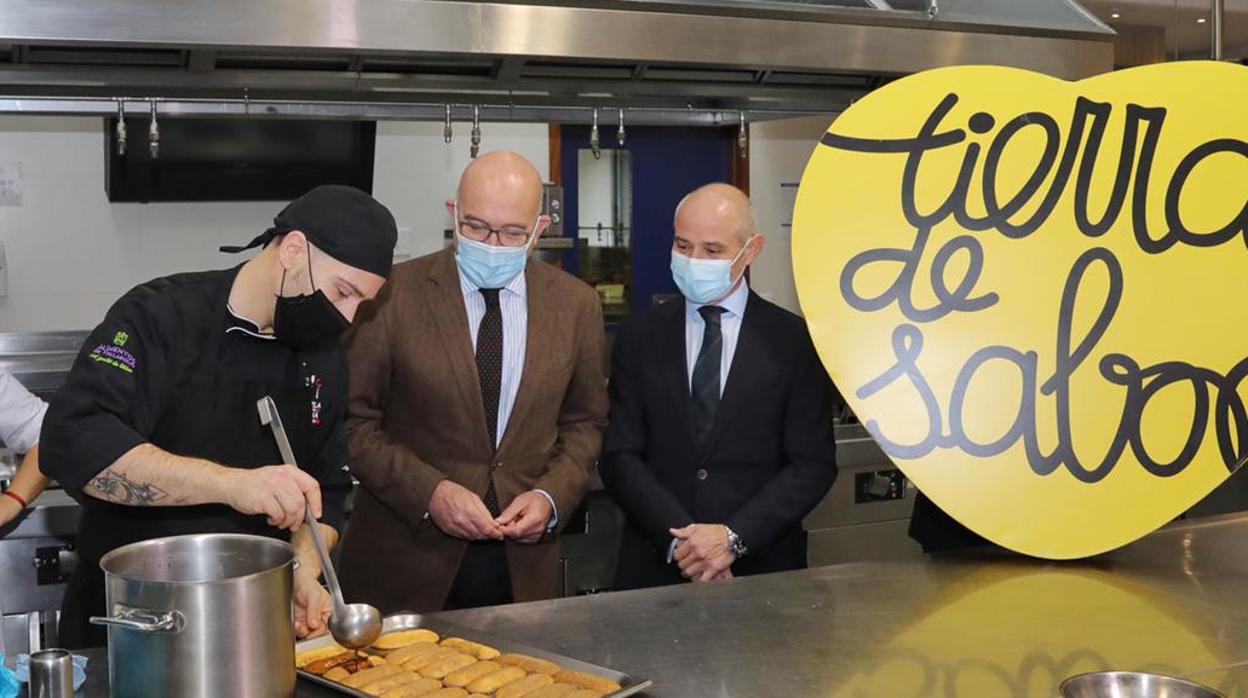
[477,288,502,515]
[691,305,726,441]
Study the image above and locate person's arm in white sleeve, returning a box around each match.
[0,369,47,454]
[0,369,50,530]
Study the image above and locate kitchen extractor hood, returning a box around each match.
[0,0,1113,120]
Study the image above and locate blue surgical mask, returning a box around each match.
[456,235,531,289]
[671,236,756,304]
[452,203,539,289]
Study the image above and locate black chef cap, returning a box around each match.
[221,185,398,278]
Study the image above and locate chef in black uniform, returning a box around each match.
[41,185,397,648]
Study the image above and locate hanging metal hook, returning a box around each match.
[738,111,748,158]
[1213,0,1225,60]
[590,108,601,160]
[444,104,453,144]
[617,108,626,148]
[115,100,127,157]
[470,105,481,158]
[148,99,160,160]
[927,0,939,19]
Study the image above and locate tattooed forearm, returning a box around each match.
[86,468,170,506]
[84,444,229,508]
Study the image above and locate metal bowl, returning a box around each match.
[1060,671,1226,698]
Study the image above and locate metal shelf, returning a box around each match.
[537,237,575,250]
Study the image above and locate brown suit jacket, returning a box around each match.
[338,247,607,613]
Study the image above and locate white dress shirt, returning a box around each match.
[0,368,46,453]
[458,266,557,527]
[685,280,750,396]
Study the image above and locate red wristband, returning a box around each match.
[3,490,27,508]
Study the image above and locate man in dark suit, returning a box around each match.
[600,183,838,589]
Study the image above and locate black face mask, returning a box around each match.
[273,251,349,351]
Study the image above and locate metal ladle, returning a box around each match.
[257,396,382,649]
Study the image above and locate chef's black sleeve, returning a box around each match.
[40,287,171,500]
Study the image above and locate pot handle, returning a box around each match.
[89,608,185,633]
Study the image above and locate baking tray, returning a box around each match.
[296,613,653,698]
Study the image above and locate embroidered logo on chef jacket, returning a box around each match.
[794,62,1248,559]
[89,328,138,374]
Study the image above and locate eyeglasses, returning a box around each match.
[458,220,533,247]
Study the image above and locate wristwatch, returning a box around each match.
[725,526,748,557]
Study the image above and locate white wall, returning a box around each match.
[0,117,549,332]
[372,121,550,261]
[0,113,827,329]
[748,115,836,315]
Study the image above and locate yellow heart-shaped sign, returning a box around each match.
[794,62,1248,559]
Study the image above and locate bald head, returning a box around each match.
[671,183,765,292]
[674,183,757,245]
[456,151,544,227]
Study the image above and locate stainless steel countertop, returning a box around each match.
[436,513,1248,697]
[35,513,1248,697]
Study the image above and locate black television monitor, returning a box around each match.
[104,118,376,202]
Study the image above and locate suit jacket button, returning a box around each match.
[494,461,503,469]
[696,469,709,481]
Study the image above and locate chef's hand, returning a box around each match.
[224,465,321,532]
[293,569,332,639]
[497,491,553,544]
[671,524,735,582]
[429,480,503,541]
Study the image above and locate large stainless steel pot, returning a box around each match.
[90,533,297,698]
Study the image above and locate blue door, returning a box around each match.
[560,125,736,324]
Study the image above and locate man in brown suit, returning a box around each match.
[339,151,608,612]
